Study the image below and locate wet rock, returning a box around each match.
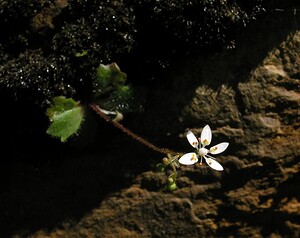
[1,1,300,238]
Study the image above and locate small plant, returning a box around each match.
[46,62,229,190]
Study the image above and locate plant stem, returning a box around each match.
[90,103,179,155]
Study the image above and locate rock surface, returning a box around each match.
[1,3,300,238]
[20,11,300,238]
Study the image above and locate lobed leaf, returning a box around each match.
[95,63,127,95]
[46,96,84,142]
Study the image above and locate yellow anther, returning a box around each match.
[190,155,197,161]
[212,147,217,151]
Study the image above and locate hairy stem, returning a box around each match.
[90,103,179,155]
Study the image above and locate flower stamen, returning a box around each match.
[203,139,209,145]
[191,154,197,161]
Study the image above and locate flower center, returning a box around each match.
[199,147,208,157]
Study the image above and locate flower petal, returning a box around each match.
[187,131,199,148]
[209,142,229,154]
[201,125,212,146]
[204,156,223,171]
[179,153,198,165]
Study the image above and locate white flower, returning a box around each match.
[179,125,229,171]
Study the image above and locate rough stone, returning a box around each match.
[27,21,300,238]
[1,2,300,238]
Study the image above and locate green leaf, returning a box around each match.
[94,62,145,113]
[46,96,84,142]
[97,85,145,113]
[98,85,132,111]
[75,50,88,57]
[95,63,127,96]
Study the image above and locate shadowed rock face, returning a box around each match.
[1,1,300,238]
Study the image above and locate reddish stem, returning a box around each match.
[90,103,179,155]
